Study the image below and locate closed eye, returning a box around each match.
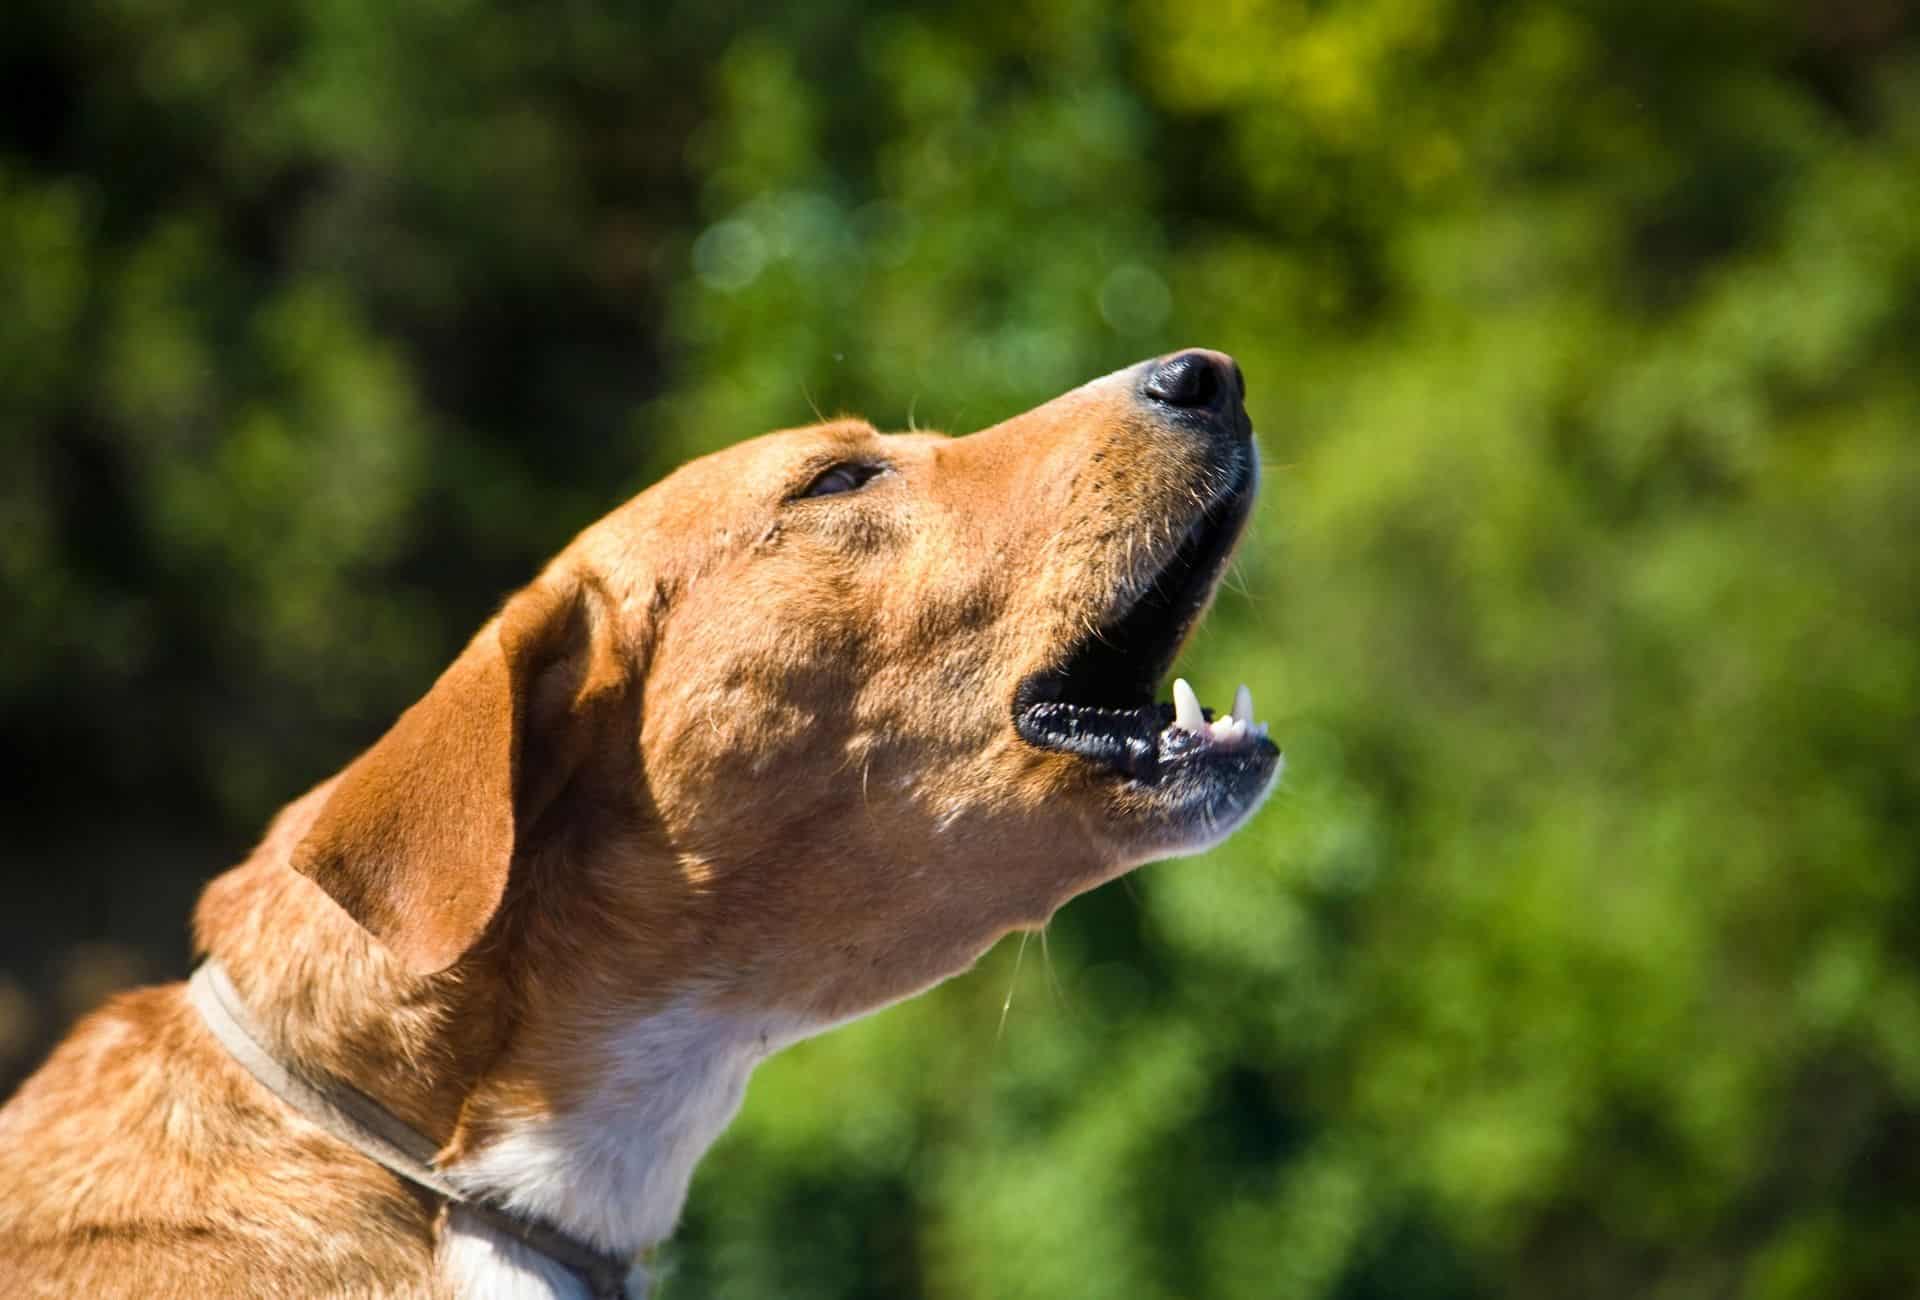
[796,461,887,500]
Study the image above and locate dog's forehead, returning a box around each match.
[701,419,883,483]
[560,419,888,582]
[650,420,883,517]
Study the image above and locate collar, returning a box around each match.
[186,959,633,1299]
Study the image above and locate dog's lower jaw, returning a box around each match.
[439,994,825,1299]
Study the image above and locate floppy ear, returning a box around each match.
[291,571,632,974]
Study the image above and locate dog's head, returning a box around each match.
[292,351,1280,1022]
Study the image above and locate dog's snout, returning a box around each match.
[1139,349,1248,436]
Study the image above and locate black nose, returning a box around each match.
[1140,349,1247,432]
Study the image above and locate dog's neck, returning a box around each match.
[430,994,813,1299]
[192,784,818,1297]
[437,992,814,1294]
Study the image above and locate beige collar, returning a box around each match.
[187,959,632,1299]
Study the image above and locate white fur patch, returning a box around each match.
[439,996,822,1298]
[440,1208,613,1300]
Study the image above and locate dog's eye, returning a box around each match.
[797,462,884,499]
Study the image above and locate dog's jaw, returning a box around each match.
[441,995,827,1297]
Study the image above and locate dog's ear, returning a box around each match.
[291,571,633,974]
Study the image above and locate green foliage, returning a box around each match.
[3,1,1918,1296]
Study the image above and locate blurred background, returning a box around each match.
[3,0,1919,1295]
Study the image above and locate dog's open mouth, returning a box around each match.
[1012,456,1278,786]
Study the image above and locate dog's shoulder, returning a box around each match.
[0,982,439,1297]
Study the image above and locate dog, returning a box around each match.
[0,350,1280,1298]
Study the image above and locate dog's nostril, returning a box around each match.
[1143,352,1225,409]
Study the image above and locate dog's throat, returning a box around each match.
[436,994,830,1278]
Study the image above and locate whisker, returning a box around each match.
[1038,922,1067,1009]
[995,930,1031,1048]
[800,380,826,424]
[1223,559,1256,600]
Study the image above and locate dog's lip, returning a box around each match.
[1013,695,1279,787]
[1010,450,1267,787]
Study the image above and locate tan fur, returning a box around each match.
[0,356,1258,1295]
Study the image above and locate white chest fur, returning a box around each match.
[438,997,819,1299]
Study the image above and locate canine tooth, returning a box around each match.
[1172,678,1205,732]
[1232,684,1254,725]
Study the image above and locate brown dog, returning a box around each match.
[0,351,1279,1298]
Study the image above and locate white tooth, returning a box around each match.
[1232,684,1254,725]
[1172,678,1205,732]
[1210,717,1244,744]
